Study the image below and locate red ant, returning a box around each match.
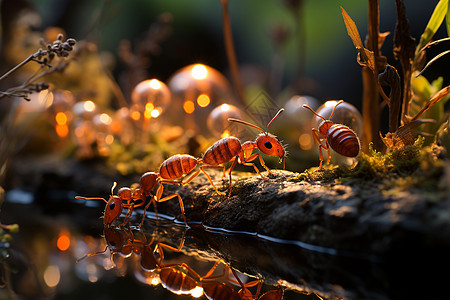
[303,100,360,170]
[194,108,286,195]
[75,182,145,227]
[137,153,206,227]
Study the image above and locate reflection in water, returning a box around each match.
[77,224,290,299]
[7,198,446,299]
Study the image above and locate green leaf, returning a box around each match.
[417,0,448,51]
[447,0,450,36]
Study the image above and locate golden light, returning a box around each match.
[144,103,155,119]
[151,277,161,286]
[38,90,53,109]
[221,129,231,138]
[183,100,195,114]
[191,64,208,80]
[55,112,68,125]
[149,79,162,89]
[299,133,313,150]
[150,109,160,118]
[57,230,71,251]
[130,110,141,121]
[99,113,112,125]
[191,286,204,298]
[43,265,60,288]
[324,100,339,108]
[145,102,155,111]
[56,124,69,138]
[105,134,114,145]
[197,94,210,107]
[83,100,96,112]
[220,103,230,112]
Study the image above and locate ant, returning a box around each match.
[303,100,360,171]
[76,226,186,271]
[75,182,145,227]
[195,108,286,195]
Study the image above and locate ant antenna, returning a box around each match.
[111,182,117,195]
[266,108,284,133]
[329,100,343,119]
[74,181,118,204]
[75,196,108,203]
[303,100,344,121]
[228,108,284,135]
[303,104,325,121]
[228,118,264,132]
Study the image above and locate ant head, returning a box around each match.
[104,195,123,226]
[228,108,286,167]
[140,172,159,195]
[103,226,128,253]
[255,133,285,160]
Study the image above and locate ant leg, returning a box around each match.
[180,169,201,185]
[76,245,109,263]
[248,152,274,176]
[120,203,135,226]
[227,267,261,298]
[156,184,187,226]
[325,141,331,164]
[312,129,329,171]
[240,153,269,179]
[154,227,186,264]
[200,166,226,196]
[199,259,228,281]
[138,196,157,228]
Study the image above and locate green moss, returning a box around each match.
[289,164,344,182]
[295,137,445,191]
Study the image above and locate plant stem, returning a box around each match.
[0,54,35,82]
[361,0,383,151]
[220,0,246,106]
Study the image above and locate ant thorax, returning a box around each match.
[318,120,334,137]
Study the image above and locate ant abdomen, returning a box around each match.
[202,136,242,165]
[159,154,198,180]
[327,124,360,157]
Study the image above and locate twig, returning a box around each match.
[0,54,35,82]
[220,0,246,106]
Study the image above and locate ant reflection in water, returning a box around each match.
[77,226,185,270]
[79,226,284,299]
[141,256,284,299]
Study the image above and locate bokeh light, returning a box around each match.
[131,79,171,119]
[167,63,236,133]
[207,103,244,138]
[44,265,61,288]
